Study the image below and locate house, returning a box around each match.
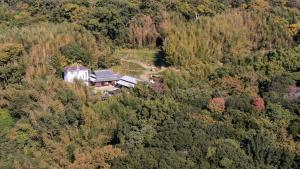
[92,69,120,87]
[64,64,90,85]
[116,75,141,88]
[64,64,143,91]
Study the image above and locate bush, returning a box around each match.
[241,130,294,169]
[251,97,265,112]
[98,55,120,69]
[50,55,63,77]
[60,43,91,66]
[208,98,225,113]
[282,99,300,115]
[226,95,254,113]
[288,119,300,140]
[0,109,14,135]
[266,103,293,121]
[267,75,295,94]
[0,44,25,88]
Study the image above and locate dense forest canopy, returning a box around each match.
[0,0,300,168]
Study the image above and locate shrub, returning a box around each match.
[50,55,63,78]
[0,44,25,88]
[251,97,265,112]
[266,103,293,121]
[269,75,295,94]
[0,109,14,135]
[288,119,300,140]
[226,95,254,112]
[60,43,91,66]
[208,98,225,113]
[98,55,120,69]
[282,99,300,115]
[241,130,294,169]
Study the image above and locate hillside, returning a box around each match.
[0,0,300,168]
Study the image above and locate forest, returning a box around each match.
[0,0,300,168]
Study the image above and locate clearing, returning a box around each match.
[112,48,167,81]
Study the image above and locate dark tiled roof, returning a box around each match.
[94,69,120,82]
[64,64,88,71]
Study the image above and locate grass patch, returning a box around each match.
[0,109,14,135]
[112,60,145,77]
[113,48,159,65]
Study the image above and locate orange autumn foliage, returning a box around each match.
[208,97,225,113]
[252,97,265,112]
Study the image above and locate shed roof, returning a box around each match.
[120,75,140,84]
[94,69,120,82]
[117,80,135,88]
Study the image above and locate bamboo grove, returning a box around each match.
[0,0,300,168]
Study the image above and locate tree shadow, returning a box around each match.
[154,48,169,67]
[108,132,120,145]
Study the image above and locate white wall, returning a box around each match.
[64,70,89,85]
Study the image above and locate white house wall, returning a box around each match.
[64,70,89,85]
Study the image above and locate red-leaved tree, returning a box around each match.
[208,98,225,113]
[252,97,265,112]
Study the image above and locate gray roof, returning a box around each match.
[64,65,88,71]
[116,76,142,88]
[94,69,120,82]
[119,75,140,84]
[117,80,135,88]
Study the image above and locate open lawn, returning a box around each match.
[111,48,168,80]
[112,60,145,77]
[113,48,161,66]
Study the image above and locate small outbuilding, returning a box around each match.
[91,69,120,87]
[117,75,141,88]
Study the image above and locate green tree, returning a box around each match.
[84,0,139,41]
[60,43,91,66]
[50,54,63,77]
[0,44,25,88]
[242,130,294,169]
[288,119,300,140]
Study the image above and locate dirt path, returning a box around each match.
[121,59,166,81]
